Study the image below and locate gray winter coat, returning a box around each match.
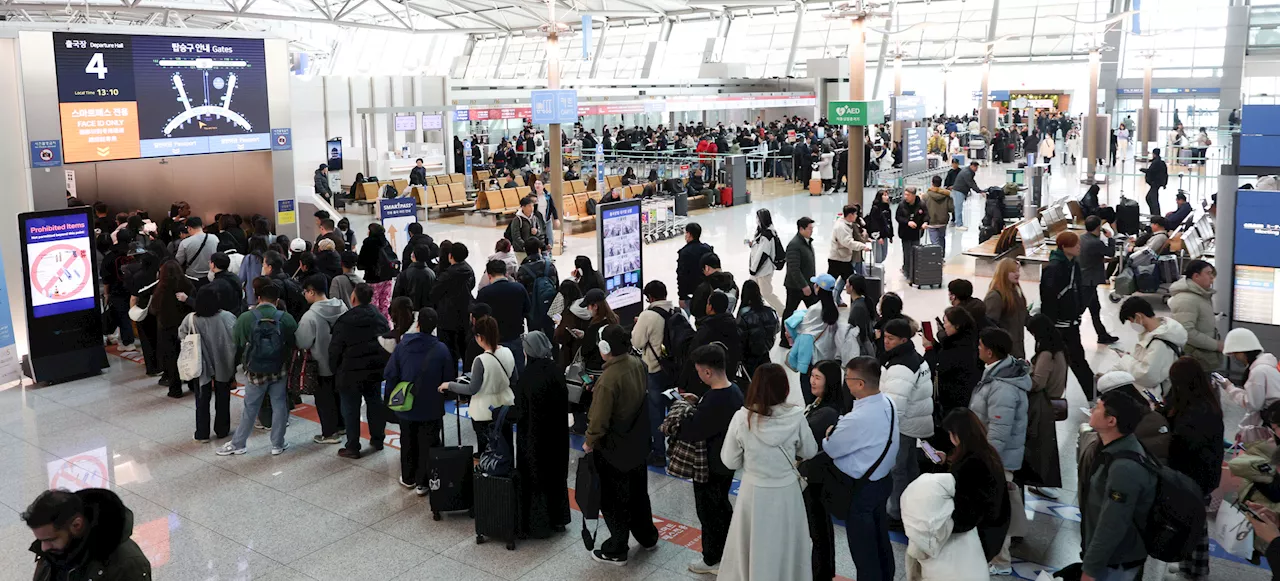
[1167,278,1222,371]
[178,311,238,384]
[969,356,1031,471]
[330,272,363,309]
[295,298,348,376]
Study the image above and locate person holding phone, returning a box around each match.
[1221,328,1280,445]
[1162,357,1224,581]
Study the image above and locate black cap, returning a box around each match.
[601,324,631,355]
[582,288,607,306]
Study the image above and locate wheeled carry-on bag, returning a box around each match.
[1116,198,1141,236]
[809,178,823,196]
[863,261,884,314]
[1136,264,1161,294]
[910,244,944,288]
[719,186,733,207]
[428,397,474,521]
[1157,255,1180,284]
[474,408,520,550]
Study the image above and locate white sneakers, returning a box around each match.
[687,559,719,575]
[270,443,289,456]
[215,443,247,456]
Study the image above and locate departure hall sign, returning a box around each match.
[828,100,884,126]
[53,32,271,163]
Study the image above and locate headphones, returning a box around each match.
[598,339,611,356]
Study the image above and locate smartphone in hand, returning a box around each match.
[922,321,935,344]
[918,440,945,464]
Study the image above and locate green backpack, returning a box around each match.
[387,381,414,412]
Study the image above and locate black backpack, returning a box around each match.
[771,236,786,270]
[1101,450,1206,563]
[650,306,694,383]
[376,244,400,280]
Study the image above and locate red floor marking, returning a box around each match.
[108,348,855,579]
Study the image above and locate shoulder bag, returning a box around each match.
[809,399,896,517]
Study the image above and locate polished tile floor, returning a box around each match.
[0,155,1264,580]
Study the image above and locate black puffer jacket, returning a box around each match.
[328,303,391,388]
[676,241,713,301]
[684,313,742,395]
[393,262,437,310]
[1039,249,1084,325]
[690,271,738,322]
[357,234,394,283]
[431,262,476,331]
[30,488,151,581]
[933,326,981,413]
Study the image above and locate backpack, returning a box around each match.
[376,244,400,280]
[586,198,598,216]
[1101,450,1206,563]
[771,236,786,270]
[652,306,694,383]
[244,309,286,375]
[521,259,558,331]
[478,406,514,476]
[277,277,308,321]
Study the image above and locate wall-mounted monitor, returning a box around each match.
[394,114,418,131]
[423,114,443,130]
[53,32,271,163]
[1234,189,1280,269]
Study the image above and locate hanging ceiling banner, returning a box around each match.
[583,15,592,60]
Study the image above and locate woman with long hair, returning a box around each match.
[873,292,917,360]
[378,296,417,353]
[179,285,237,441]
[800,359,853,581]
[1020,314,1067,496]
[439,315,515,458]
[551,279,588,369]
[785,275,841,405]
[513,331,571,538]
[718,363,817,580]
[572,256,605,296]
[357,222,396,320]
[1163,356,1224,581]
[747,208,784,311]
[151,259,194,397]
[940,408,1010,563]
[736,279,779,378]
[984,257,1028,359]
[1222,328,1280,444]
[931,306,981,415]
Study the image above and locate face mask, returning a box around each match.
[598,340,611,357]
[1127,321,1145,334]
[207,271,216,282]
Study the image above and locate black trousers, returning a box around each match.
[158,326,181,393]
[136,316,160,375]
[1146,185,1162,217]
[901,237,920,279]
[439,328,468,371]
[340,381,387,452]
[1085,284,1109,337]
[313,375,344,436]
[1060,324,1096,400]
[804,483,837,581]
[399,419,442,486]
[595,455,659,558]
[693,472,734,566]
[846,476,895,581]
[193,379,231,440]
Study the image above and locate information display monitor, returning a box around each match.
[597,200,643,323]
[53,32,270,162]
[17,207,108,383]
[394,114,418,131]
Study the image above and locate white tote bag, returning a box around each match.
[177,314,203,382]
[1210,501,1255,559]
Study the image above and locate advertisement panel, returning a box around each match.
[597,200,643,322]
[380,198,419,260]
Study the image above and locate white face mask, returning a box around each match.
[598,339,611,357]
[207,271,216,282]
[1127,320,1145,335]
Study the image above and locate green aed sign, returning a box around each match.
[828,100,884,126]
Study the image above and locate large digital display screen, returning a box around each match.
[1235,266,1280,326]
[24,212,96,318]
[1234,189,1280,269]
[53,33,270,163]
[599,201,643,312]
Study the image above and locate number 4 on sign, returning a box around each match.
[85,53,107,80]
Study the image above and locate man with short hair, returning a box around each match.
[296,274,347,444]
[824,356,900,581]
[690,253,739,323]
[1041,231,1095,398]
[676,223,714,312]
[218,277,298,456]
[830,205,871,303]
[922,175,955,251]
[392,244,437,310]
[678,344,745,575]
[384,307,454,494]
[400,221,435,267]
[329,283,392,458]
[477,258,531,374]
[632,280,674,466]
[330,251,363,309]
[410,157,428,186]
[1168,259,1222,371]
[262,250,306,321]
[947,279,989,331]
[969,327,1031,575]
[317,218,345,252]
[1080,390,1158,581]
[1166,192,1193,228]
[782,217,819,336]
[1079,216,1119,344]
[206,252,244,315]
[895,187,929,278]
[175,216,217,279]
[583,325,660,566]
[432,243,477,367]
[24,489,151,580]
[1115,296,1188,397]
[508,195,547,261]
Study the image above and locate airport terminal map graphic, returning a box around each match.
[53,32,270,162]
[23,213,96,318]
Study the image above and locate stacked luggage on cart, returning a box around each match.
[1109,238,1183,304]
[910,244,944,289]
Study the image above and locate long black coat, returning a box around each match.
[933,326,981,414]
[1164,404,1225,495]
[514,357,572,538]
[430,262,476,331]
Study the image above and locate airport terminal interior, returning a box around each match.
[1,0,1279,579]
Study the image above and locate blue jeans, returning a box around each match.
[501,338,525,377]
[950,190,965,227]
[846,476,894,581]
[646,371,670,458]
[230,378,287,450]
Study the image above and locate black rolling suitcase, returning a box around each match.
[1116,197,1141,235]
[475,407,519,550]
[1003,195,1024,219]
[910,245,944,288]
[1157,255,1180,284]
[428,399,474,520]
[863,262,883,314]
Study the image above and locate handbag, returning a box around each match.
[387,381,414,412]
[477,406,514,476]
[576,452,602,550]
[1051,398,1068,422]
[778,422,808,491]
[1209,501,1254,559]
[286,348,320,396]
[565,354,589,403]
[176,314,202,382]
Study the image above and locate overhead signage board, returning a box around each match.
[893,95,925,122]
[532,89,579,124]
[827,100,884,126]
[53,33,270,163]
[906,127,928,175]
[30,140,62,168]
[394,114,418,131]
[422,114,443,130]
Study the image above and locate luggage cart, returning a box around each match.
[641,198,686,244]
[1107,237,1180,305]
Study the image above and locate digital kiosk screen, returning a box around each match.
[1234,189,1280,326]
[599,201,643,312]
[53,32,270,162]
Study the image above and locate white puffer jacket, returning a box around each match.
[880,344,936,439]
[902,474,990,581]
[1226,353,1280,444]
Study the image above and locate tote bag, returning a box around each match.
[177,314,202,382]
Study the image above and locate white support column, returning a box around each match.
[785,3,807,78]
[589,21,609,78]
